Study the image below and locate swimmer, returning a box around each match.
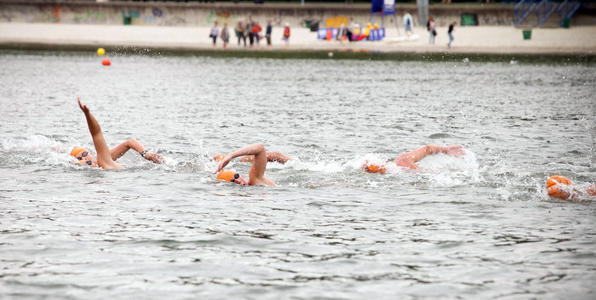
[546,175,596,201]
[214,143,275,186]
[362,145,465,174]
[73,98,163,169]
[213,151,291,164]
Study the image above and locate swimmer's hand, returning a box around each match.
[214,155,232,174]
[77,97,90,114]
[446,146,465,157]
[144,152,164,164]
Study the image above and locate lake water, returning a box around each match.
[0,50,595,299]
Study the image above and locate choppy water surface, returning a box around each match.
[1,51,595,299]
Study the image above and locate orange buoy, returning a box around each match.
[102,58,111,66]
[546,175,572,198]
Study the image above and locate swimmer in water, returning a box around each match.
[213,151,291,164]
[72,98,163,169]
[546,175,596,201]
[362,145,465,174]
[214,143,275,186]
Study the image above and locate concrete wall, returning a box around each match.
[0,0,590,28]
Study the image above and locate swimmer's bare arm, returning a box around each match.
[110,139,164,163]
[394,145,464,169]
[77,98,122,170]
[238,151,292,164]
[215,143,270,184]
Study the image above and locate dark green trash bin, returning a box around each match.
[562,18,570,28]
[522,29,531,40]
[123,16,132,25]
[461,13,478,26]
[305,20,311,29]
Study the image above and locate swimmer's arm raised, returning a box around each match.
[215,144,268,180]
[110,138,163,163]
[77,98,121,170]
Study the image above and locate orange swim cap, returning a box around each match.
[217,170,238,182]
[363,163,387,174]
[546,175,572,198]
[70,147,87,158]
[587,184,596,196]
[214,154,227,162]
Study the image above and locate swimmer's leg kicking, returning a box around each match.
[215,143,275,186]
[72,98,163,169]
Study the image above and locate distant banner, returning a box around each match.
[371,0,396,15]
[383,0,396,15]
[371,0,383,13]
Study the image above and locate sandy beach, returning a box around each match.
[1,22,596,55]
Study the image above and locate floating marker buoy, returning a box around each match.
[97,48,105,56]
[102,58,111,66]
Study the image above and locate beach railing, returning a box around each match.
[514,0,538,27]
[557,0,583,27]
[535,0,558,27]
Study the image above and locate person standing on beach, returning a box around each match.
[246,17,254,47]
[252,21,262,46]
[282,23,291,47]
[215,143,276,186]
[427,16,436,44]
[220,22,230,49]
[209,21,219,47]
[72,98,164,169]
[235,21,246,47]
[403,11,414,37]
[265,20,273,46]
[447,21,456,48]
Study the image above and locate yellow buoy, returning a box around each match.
[97,48,105,56]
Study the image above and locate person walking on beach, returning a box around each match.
[252,21,262,46]
[215,143,276,186]
[72,98,163,169]
[209,21,219,47]
[220,22,230,49]
[403,11,414,37]
[282,23,291,47]
[265,20,273,46]
[427,16,436,44]
[362,145,464,174]
[447,21,456,48]
[246,17,254,47]
[235,21,246,47]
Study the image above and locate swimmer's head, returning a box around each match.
[214,154,227,162]
[71,147,97,167]
[546,175,572,198]
[362,161,387,174]
[217,170,247,185]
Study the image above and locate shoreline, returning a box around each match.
[1,23,595,62]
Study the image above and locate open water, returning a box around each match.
[0,50,595,299]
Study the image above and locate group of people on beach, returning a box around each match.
[70,98,595,201]
[209,18,290,49]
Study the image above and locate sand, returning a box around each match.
[1,22,595,55]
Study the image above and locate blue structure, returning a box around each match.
[515,0,585,27]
